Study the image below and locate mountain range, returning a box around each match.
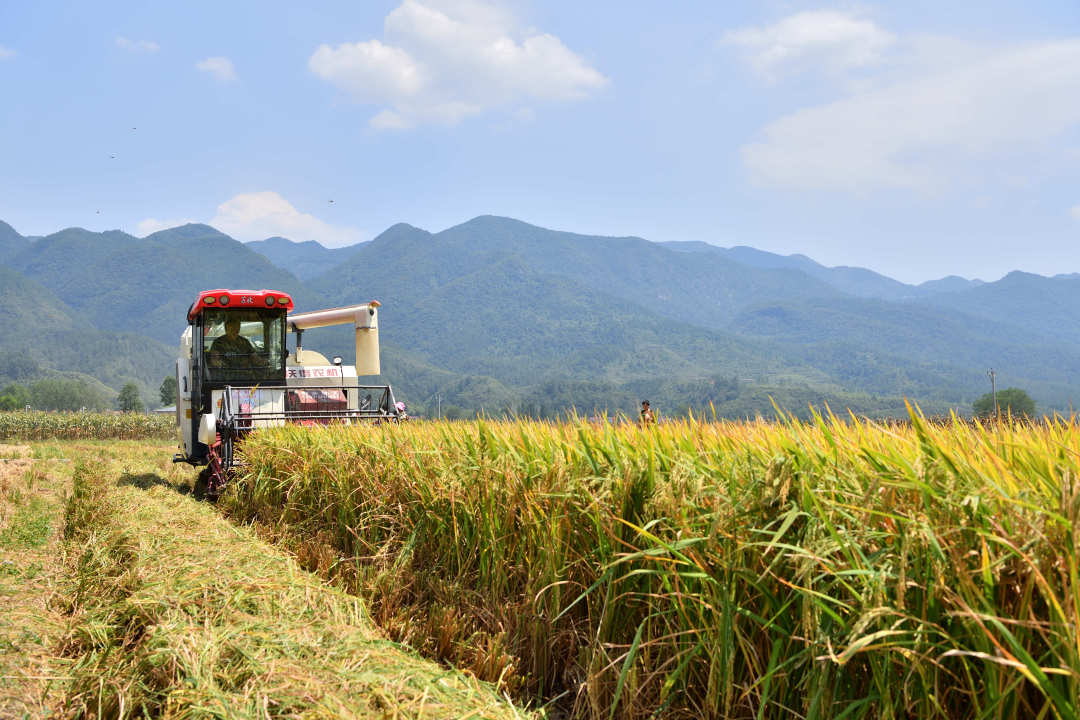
[0,214,1075,418]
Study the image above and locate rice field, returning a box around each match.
[2,439,531,718]
[223,412,1080,720]
[0,411,174,440]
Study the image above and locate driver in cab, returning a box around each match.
[209,316,262,368]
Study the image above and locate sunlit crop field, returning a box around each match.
[0,411,174,441]
[1,437,527,719]
[225,413,1080,720]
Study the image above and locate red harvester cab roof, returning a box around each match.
[188,289,294,323]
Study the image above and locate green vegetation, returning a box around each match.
[0,378,111,411]
[729,297,1080,407]
[8,215,1080,417]
[924,271,1080,346]
[117,381,144,412]
[227,415,1080,719]
[0,494,52,551]
[303,216,1080,416]
[246,235,356,280]
[0,264,174,401]
[27,377,111,411]
[0,411,173,440]
[0,219,30,263]
[7,224,318,344]
[973,387,1036,418]
[0,382,31,410]
[0,349,39,382]
[159,374,177,406]
[664,241,916,299]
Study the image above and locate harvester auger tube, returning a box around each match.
[174,290,404,497]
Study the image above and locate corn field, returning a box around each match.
[0,411,174,440]
[224,412,1080,719]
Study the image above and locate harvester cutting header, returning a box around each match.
[175,289,402,496]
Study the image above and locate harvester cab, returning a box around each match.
[174,289,400,496]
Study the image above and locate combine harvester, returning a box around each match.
[173,289,402,497]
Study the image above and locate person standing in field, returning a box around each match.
[639,400,655,426]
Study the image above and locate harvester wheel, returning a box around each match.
[193,468,212,501]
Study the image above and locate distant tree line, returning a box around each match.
[0,370,1039,421]
[0,378,111,411]
[0,378,150,413]
[0,374,182,413]
[401,374,941,422]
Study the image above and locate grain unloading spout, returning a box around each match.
[287,301,381,376]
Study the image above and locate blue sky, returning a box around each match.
[1,0,1078,282]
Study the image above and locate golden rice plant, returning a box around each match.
[224,411,1080,719]
[0,411,174,440]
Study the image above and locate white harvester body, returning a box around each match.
[173,289,399,495]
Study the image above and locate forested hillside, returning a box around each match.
[0,264,174,404]
[662,241,985,300]
[922,271,1080,345]
[732,297,1080,405]
[246,236,357,281]
[0,220,30,263]
[7,224,322,344]
[315,217,848,331]
[301,216,1080,415]
[1,215,1077,417]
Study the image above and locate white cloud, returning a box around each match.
[137,192,365,247]
[196,56,237,83]
[137,217,197,236]
[115,36,160,53]
[1071,204,1080,222]
[308,0,607,128]
[370,108,415,130]
[741,39,1080,191]
[310,40,424,103]
[209,191,365,247]
[723,10,894,80]
[0,45,15,60]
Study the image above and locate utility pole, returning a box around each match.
[987,368,997,420]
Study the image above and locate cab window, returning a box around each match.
[201,309,285,383]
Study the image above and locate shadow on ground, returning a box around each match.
[117,472,191,495]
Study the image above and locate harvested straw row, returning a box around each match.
[226,412,1080,720]
[0,447,70,718]
[61,459,532,719]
